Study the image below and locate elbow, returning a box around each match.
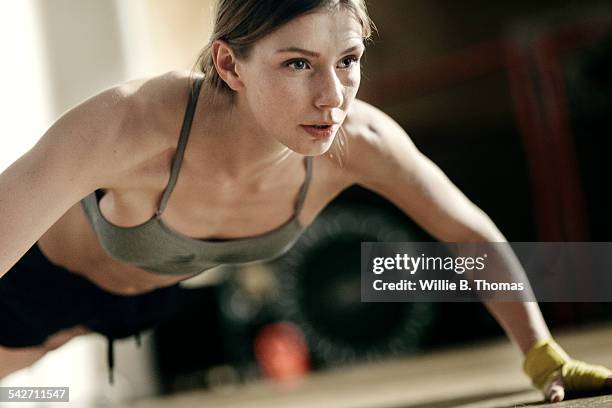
[438,210,507,243]
[459,212,507,243]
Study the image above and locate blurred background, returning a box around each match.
[1,0,612,406]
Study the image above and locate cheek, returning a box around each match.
[345,68,361,95]
[252,70,291,98]
[253,79,304,118]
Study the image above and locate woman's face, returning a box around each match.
[235,8,365,156]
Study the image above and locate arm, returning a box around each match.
[341,99,611,401]
[342,100,551,352]
[0,84,136,278]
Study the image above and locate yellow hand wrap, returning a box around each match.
[523,339,612,392]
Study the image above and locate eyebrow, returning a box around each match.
[275,44,364,58]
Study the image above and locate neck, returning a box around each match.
[195,87,301,181]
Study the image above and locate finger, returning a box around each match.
[545,376,565,403]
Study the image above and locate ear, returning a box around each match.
[211,40,245,92]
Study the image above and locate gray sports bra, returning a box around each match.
[81,77,313,276]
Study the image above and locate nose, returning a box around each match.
[314,68,344,110]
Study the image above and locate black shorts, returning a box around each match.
[0,243,183,383]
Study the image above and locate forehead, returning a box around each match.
[253,9,364,54]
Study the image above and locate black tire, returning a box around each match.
[269,205,437,368]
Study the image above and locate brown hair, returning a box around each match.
[192,0,375,96]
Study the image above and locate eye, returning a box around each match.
[286,59,310,71]
[338,55,360,69]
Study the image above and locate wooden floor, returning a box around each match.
[119,323,612,408]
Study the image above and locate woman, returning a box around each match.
[0,0,610,403]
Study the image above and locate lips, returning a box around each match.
[300,124,338,139]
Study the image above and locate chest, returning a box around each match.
[100,155,353,240]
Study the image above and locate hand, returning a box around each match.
[523,339,612,403]
[544,365,612,402]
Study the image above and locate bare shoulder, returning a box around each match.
[123,70,201,138]
[67,70,202,186]
[339,98,420,188]
[108,70,200,156]
[16,70,202,192]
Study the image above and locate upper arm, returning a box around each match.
[0,84,138,276]
[343,100,504,242]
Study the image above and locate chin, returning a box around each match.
[283,126,340,155]
[285,136,337,156]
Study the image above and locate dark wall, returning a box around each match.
[357,1,612,242]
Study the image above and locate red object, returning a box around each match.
[254,321,311,383]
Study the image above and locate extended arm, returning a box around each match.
[341,99,611,402]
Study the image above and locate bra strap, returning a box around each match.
[294,156,313,216]
[157,77,205,216]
